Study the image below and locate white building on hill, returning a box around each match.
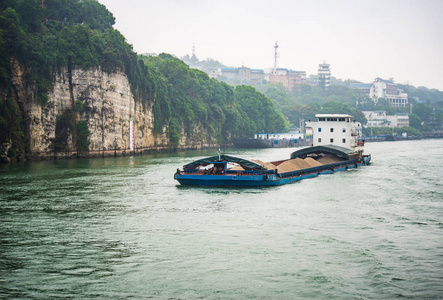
[351,78,408,107]
[370,78,408,107]
[363,111,409,128]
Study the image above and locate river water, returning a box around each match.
[1,139,442,299]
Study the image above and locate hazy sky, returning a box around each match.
[98,0,443,90]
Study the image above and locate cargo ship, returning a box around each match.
[174,114,371,187]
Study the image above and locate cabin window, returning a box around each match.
[342,128,346,133]
[319,117,325,121]
[342,138,346,143]
[318,128,321,132]
[318,138,321,143]
[330,128,334,132]
[339,118,345,122]
[330,138,334,143]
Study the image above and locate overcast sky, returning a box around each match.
[98,0,443,90]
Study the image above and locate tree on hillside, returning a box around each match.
[143,55,288,144]
[286,104,320,125]
[411,102,432,123]
[321,101,366,124]
[408,113,422,130]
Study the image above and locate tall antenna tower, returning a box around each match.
[273,41,279,75]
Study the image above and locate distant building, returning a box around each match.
[267,68,306,90]
[362,111,409,128]
[370,77,408,107]
[318,62,331,89]
[250,69,265,82]
[351,78,408,107]
[363,111,390,127]
[237,66,251,82]
[349,83,373,95]
[388,113,409,127]
[208,69,218,79]
[215,66,305,88]
[217,67,265,83]
[304,76,319,87]
[218,67,238,80]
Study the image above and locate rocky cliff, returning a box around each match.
[9,60,217,161]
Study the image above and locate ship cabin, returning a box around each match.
[305,114,362,149]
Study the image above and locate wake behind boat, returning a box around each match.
[174,114,371,187]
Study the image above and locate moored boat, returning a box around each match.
[233,131,310,148]
[174,114,371,187]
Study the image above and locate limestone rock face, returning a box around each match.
[9,62,220,160]
[70,68,138,153]
[11,63,161,158]
[11,59,55,157]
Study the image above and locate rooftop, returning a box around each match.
[350,83,373,89]
[315,114,353,118]
[375,77,394,84]
[220,67,238,71]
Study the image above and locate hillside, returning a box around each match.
[199,57,443,132]
[252,79,443,133]
[0,0,287,161]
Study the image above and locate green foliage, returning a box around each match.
[408,113,422,129]
[181,55,226,73]
[321,101,366,124]
[398,84,443,106]
[75,99,83,112]
[168,119,181,148]
[0,94,25,156]
[7,147,16,158]
[54,110,75,152]
[0,0,126,108]
[143,55,288,142]
[362,126,422,137]
[362,127,392,136]
[76,120,90,152]
[411,101,432,123]
[256,82,372,127]
[36,92,49,106]
[233,85,288,134]
[257,80,443,133]
[397,127,422,137]
[0,0,296,151]
[53,111,90,152]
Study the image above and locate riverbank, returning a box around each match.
[0,142,233,163]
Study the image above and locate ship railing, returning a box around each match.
[225,169,278,176]
[183,168,201,174]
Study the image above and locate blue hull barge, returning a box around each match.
[174,145,371,187]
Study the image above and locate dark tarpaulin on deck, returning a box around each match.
[290,145,357,160]
[183,154,264,170]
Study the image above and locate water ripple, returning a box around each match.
[1,140,443,298]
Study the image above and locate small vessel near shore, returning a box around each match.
[174,114,371,187]
[233,131,310,148]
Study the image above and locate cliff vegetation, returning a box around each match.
[0,0,287,160]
